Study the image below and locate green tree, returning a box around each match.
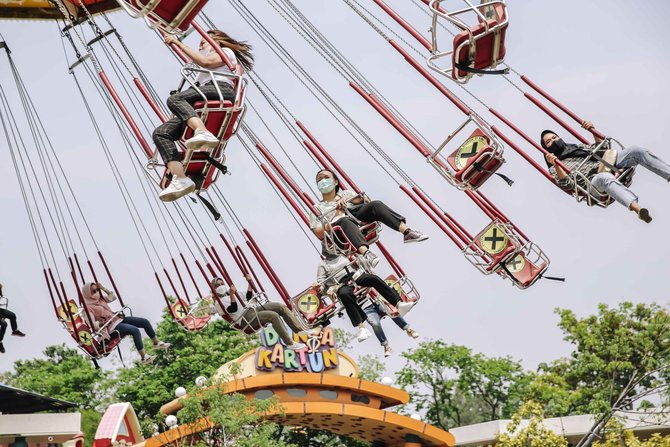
[395,340,531,430]
[172,381,294,447]
[495,401,568,447]
[523,303,670,446]
[0,344,110,445]
[112,310,256,428]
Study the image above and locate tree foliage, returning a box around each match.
[495,401,568,447]
[395,340,531,430]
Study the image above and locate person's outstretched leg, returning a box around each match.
[592,172,650,222]
[350,200,428,243]
[261,302,304,334]
[616,145,670,180]
[356,273,416,316]
[0,309,20,335]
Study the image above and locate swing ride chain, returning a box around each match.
[49,0,103,73]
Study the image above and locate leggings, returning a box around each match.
[152,81,235,163]
[335,200,405,250]
[114,316,156,352]
[0,308,18,341]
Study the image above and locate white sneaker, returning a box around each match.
[356,326,371,342]
[397,301,415,317]
[383,343,393,357]
[153,341,171,351]
[406,328,420,339]
[141,354,156,365]
[363,251,380,268]
[289,342,306,350]
[185,129,219,150]
[159,176,196,202]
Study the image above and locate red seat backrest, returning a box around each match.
[453,19,508,79]
[183,100,235,140]
[131,0,209,32]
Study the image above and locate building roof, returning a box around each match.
[450,412,670,446]
[0,384,77,414]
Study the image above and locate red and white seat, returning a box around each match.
[114,0,208,35]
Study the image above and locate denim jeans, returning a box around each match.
[363,302,408,345]
[591,145,670,208]
[115,316,156,352]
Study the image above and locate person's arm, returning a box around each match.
[98,283,118,303]
[581,120,603,144]
[164,35,223,69]
[546,154,573,189]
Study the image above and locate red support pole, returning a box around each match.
[180,253,203,298]
[351,82,433,158]
[243,229,292,306]
[163,268,183,302]
[260,164,310,226]
[71,270,96,334]
[98,251,123,306]
[86,260,100,285]
[245,240,285,303]
[191,21,236,72]
[235,245,266,294]
[521,75,606,141]
[372,0,433,51]
[48,269,66,307]
[44,269,61,319]
[400,185,465,250]
[171,257,191,304]
[490,124,558,183]
[58,280,81,344]
[296,121,362,192]
[133,78,167,122]
[388,40,471,115]
[98,71,154,159]
[211,246,234,285]
[410,186,472,243]
[524,93,589,144]
[219,233,245,272]
[475,191,530,242]
[154,272,179,321]
[195,260,228,313]
[464,190,496,221]
[376,241,405,277]
[256,143,315,210]
[73,254,87,287]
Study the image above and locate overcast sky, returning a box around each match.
[1,0,669,381]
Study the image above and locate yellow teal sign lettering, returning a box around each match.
[256,326,338,373]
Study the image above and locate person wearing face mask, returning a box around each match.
[542,121,670,222]
[154,30,254,202]
[81,283,170,364]
[210,276,307,350]
[309,169,428,264]
[315,251,416,344]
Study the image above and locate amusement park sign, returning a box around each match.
[255,326,339,373]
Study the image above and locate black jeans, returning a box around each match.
[152,81,235,163]
[337,285,367,327]
[355,273,400,306]
[0,308,18,341]
[335,200,406,250]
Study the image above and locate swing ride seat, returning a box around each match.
[445,128,504,190]
[567,138,637,208]
[159,73,247,194]
[212,291,269,336]
[115,0,209,35]
[367,274,420,318]
[171,299,211,332]
[429,118,505,190]
[57,300,123,359]
[428,0,509,84]
[499,242,549,290]
[463,219,522,275]
[324,221,381,257]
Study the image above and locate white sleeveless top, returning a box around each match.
[195,47,239,86]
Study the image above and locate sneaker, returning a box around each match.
[406,328,420,339]
[11,330,26,337]
[356,326,371,342]
[159,176,196,202]
[305,327,322,337]
[289,342,306,350]
[153,341,171,351]
[0,342,4,354]
[383,343,392,357]
[638,208,652,223]
[185,129,219,150]
[397,301,416,317]
[404,229,429,244]
[141,354,156,365]
[363,250,380,268]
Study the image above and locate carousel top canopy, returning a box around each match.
[0,0,120,20]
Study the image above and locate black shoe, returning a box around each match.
[11,330,26,337]
[0,342,5,354]
[638,208,652,223]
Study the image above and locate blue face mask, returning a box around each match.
[317,178,336,194]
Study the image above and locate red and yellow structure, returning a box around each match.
[94,327,455,447]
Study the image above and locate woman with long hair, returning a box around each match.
[154,30,254,201]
